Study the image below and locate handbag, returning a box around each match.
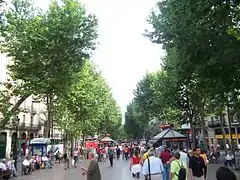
[41,162,45,169]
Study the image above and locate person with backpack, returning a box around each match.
[170,151,188,180]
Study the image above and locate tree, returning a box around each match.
[0,0,98,130]
[124,101,143,139]
[146,0,240,149]
[55,60,122,139]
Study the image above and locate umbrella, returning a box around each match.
[100,137,115,142]
[151,128,186,141]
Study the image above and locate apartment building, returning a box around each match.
[205,112,240,149]
[0,54,50,158]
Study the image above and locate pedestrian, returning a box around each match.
[189,147,205,180]
[73,147,79,167]
[179,147,189,167]
[143,147,150,163]
[216,167,237,180]
[224,151,234,168]
[160,146,172,180]
[108,145,114,167]
[170,151,187,180]
[142,148,164,180]
[81,152,101,180]
[102,146,107,162]
[63,147,70,170]
[116,145,121,160]
[130,149,141,179]
[96,146,101,162]
[124,145,129,160]
[200,149,208,179]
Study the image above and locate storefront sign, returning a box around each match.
[215,134,240,139]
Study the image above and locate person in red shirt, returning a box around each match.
[130,149,141,179]
[160,146,172,180]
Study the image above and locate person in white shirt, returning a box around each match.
[0,160,7,171]
[224,152,234,168]
[73,148,79,167]
[7,160,16,177]
[142,148,164,180]
[42,155,52,169]
[179,147,189,166]
[22,156,31,175]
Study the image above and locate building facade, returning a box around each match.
[206,112,240,150]
[0,54,51,158]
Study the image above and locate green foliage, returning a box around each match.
[124,101,142,139]
[124,70,183,139]
[0,90,12,123]
[126,0,240,142]
[55,60,122,138]
[0,0,98,127]
[1,0,98,95]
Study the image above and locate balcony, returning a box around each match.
[208,120,226,128]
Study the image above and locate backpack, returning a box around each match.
[174,160,187,180]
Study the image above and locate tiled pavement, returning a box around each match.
[13,158,240,180]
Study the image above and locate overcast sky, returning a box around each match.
[35,0,165,116]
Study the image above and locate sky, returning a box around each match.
[35,0,165,116]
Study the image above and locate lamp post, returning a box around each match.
[12,116,20,170]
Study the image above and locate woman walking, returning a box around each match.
[130,149,142,179]
[81,152,101,180]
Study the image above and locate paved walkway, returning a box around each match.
[14,159,240,180]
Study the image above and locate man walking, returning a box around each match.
[189,147,205,180]
[108,145,114,167]
[160,146,172,180]
[170,151,188,180]
[63,147,70,170]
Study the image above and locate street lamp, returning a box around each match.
[12,116,20,170]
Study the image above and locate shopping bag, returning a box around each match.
[41,162,45,169]
[72,158,75,166]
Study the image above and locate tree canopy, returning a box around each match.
[55,60,122,138]
[0,0,98,128]
[125,0,240,149]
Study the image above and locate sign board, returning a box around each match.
[30,138,51,145]
[215,134,240,139]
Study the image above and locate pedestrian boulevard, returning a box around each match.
[15,158,240,180]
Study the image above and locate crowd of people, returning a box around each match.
[0,144,238,180]
[78,144,238,180]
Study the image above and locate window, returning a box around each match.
[23,115,25,123]
[215,128,222,134]
[225,128,229,134]
[237,128,240,134]
[231,128,236,134]
[211,117,214,123]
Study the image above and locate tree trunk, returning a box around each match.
[190,116,197,149]
[200,98,208,150]
[227,104,234,152]
[45,94,53,138]
[200,115,208,150]
[220,113,227,154]
[51,102,54,151]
